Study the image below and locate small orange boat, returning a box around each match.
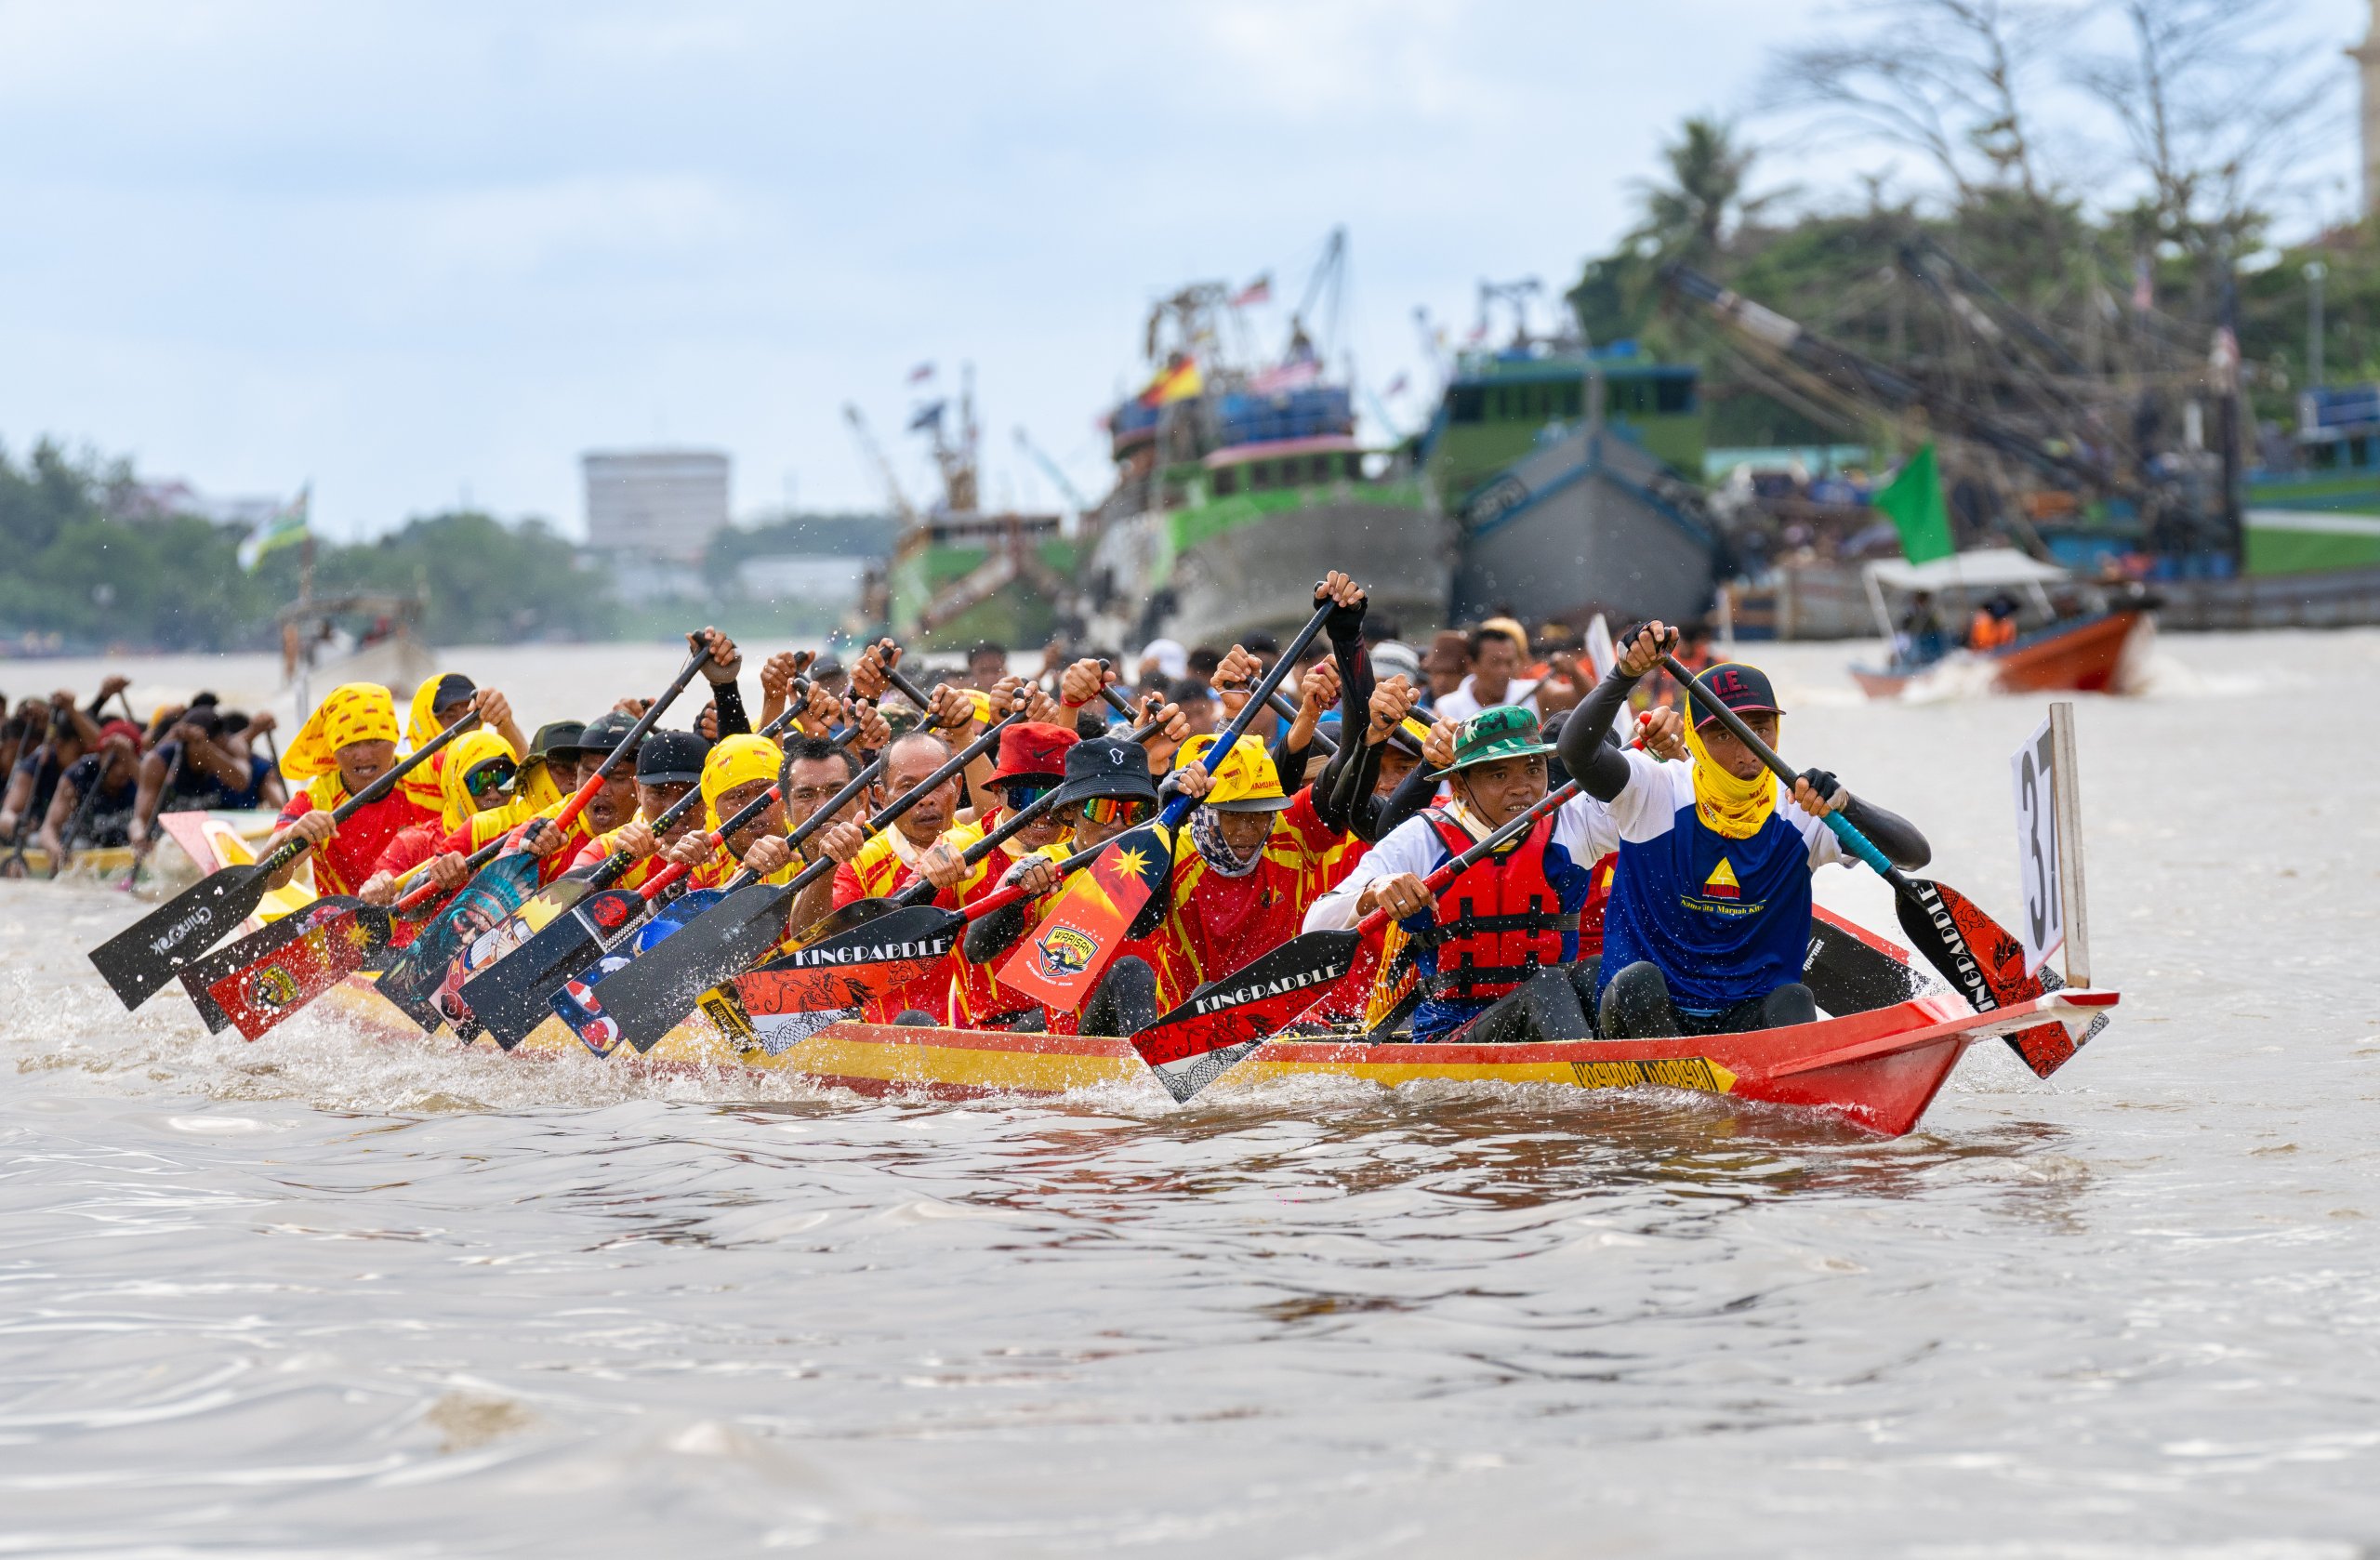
[1850,548,2156,698]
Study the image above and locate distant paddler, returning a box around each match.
[32,718,147,866]
[1557,624,1931,1038]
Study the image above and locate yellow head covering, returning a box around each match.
[1175,733,1284,806]
[1682,666,1778,840]
[435,729,518,834]
[283,683,438,811]
[701,734,783,834]
[405,673,474,749]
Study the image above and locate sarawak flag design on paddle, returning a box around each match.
[996,822,1173,1013]
[209,902,385,1040]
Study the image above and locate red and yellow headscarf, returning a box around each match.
[434,728,521,835]
[282,683,439,812]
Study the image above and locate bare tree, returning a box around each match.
[1765,0,2069,204]
[2070,0,2343,267]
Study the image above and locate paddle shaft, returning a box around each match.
[535,640,715,842]
[1159,595,1337,833]
[579,678,819,895]
[1659,653,1902,880]
[258,709,485,879]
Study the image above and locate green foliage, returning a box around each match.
[0,440,617,651]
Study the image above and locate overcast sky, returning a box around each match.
[0,1,2361,540]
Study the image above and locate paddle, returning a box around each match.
[46,756,112,879]
[734,697,1181,1014]
[1659,651,2077,1077]
[584,683,1027,1052]
[456,693,827,1049]
[195,837,509,1041]
[370,639,718,1031]
[1130,781,1584,1102]
[86,710,481,1010]
[994,595,1337,1012]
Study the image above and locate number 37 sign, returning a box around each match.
[2008,703,2090,983]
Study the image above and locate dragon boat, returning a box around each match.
[290,906,2116,1138]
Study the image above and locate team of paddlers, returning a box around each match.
[56,571,1950,1058]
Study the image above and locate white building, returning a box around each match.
[581,449,730,563]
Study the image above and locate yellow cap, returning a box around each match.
[1177,733,1291,813]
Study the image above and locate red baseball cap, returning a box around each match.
[989,721,1078,785]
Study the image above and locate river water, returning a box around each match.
[3,630,2375,1557]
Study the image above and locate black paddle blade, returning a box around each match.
[792,895,898,947]
[177,896,372,1033]
[733,905,965,1016]
[1132,930,1361,1104]
[586,882,797,1051]
[1897,878,2078,1078]
[88,864,267,1009]
[459,888,649,1051]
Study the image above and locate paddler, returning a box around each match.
[256,682,445,897]
[1,693,97,844]
[957,726,1174,1036]
[517,721,586,810]
[1302,703,1661,1044]
[921,720,1080,1028]
[405,673,529,774]
[1556,623,1932,1038]
[353,727,525,905]
[556,728,713,892]
[657,716,886,943]
[32,719,145,859]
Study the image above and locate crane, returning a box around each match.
[1012,427,1091,516]
[841,403,919,528]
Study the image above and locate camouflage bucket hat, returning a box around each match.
[1431,705,1557,778]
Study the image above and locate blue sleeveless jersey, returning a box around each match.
[1593,752,1843,1013]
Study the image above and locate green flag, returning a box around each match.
[240,483,311,572]
[1872,444,1954,564]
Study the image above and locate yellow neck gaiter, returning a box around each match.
[1681,692,1778,842]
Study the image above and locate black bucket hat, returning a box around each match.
[1046,735,1158,813]
[636,729,709,786]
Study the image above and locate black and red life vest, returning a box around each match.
[1408,809,1576,1001]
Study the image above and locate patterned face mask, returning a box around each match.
[1188,805,1265,878]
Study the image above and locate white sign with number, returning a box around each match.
[2009,711,2062,976]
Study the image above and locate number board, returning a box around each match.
[2008,709,2061,977]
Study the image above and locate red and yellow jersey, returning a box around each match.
[827,821,979,1025]
[1156,794,1342,993]
[569,821,675,893]
[273,787,436,898]
[943,820,1074,1029]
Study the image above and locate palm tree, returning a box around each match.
[1629,116,1778,272]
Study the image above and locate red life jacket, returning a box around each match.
[1410,809,1575,1001]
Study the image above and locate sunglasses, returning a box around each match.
[462,759,518,798]
[1000,781,1059,811]
[1078,795,1154,826]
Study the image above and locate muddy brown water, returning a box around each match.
[2,631,2375,1556]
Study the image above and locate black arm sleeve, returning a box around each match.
[963,900,1031,964]
[1840,794,1930,870]
[1368,756,1440,840]
[1271,722,1315,794]
[709,677,751,737]
[1557,668,1643,802]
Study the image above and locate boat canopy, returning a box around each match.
[1862,548,2069,592]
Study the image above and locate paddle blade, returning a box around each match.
[1895,877,2077,1078]
[584,883,798,1051]
[792,895,899,947]
[177,896,376,1035]
[373,853,546,1033]
[551,953,635,1057]
[87,864,267,1009]
[733,905,964,1016]
[458,887,649,1050]
[459,875,591,972]
[1131,930,1361,1103]
[995,823,1171,1013]
[204,900,396,1041]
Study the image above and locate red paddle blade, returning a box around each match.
[1131,930,1362,1102]
[205,901,394,1041]
[1897,878,2077,1078]
[731,906,963,1016]
[995,822,1172,1013]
